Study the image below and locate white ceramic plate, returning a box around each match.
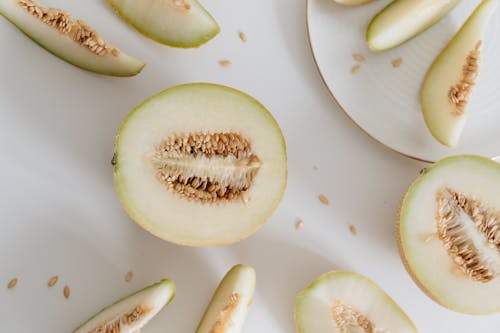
[307,0,500,162]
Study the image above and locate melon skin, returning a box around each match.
[333,0,375,6]
[0,0,144,76]
[398,155,500,315]
[113,83,287,247]
[107,0,220,48]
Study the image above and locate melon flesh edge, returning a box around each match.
[295,271,417,333]
[107,0,220,48]
[114,83,287,246]
[399,156,500,314]
[74,279,175,333]
[0,0,144,76]
[196,265,256,333]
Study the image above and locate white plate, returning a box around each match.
[307,0,500,162]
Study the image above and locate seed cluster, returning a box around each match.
[210,293,241,333]
[436,188,499,282]
[18,0,119,57]
[448,41,482,116]
[89,305,150,333]
[332,299,374,333]
[172,0,191,10]
[153,132,261,204]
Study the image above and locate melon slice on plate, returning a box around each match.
[421,0,500,147]
[107,0,220,48]
[295,271,417,333]
[113,83,287,246]
[73,279,175,333]
[366,0,461,51]
[196,264,256,333]
[398,155,500,314]
[0,0,144,76]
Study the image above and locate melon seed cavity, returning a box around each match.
[210,293,241,333]
[332,299,375,333]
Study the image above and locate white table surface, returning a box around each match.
[0,0,498,332]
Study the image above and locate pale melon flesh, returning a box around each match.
[366,0,461,51]
[73,279,175,333]
[107,0,220,48]
[421,0,500,147]
[295,271,417,333]
[0,0,144,76]
[196,264,256,333]
[113,83,287,246]
[398,155,500,314]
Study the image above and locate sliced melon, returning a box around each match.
[333,0,375,6]
[398,155,500,314]
[421,0,499,147]
[366,0,461,52]
[295,271,417,333]
[107,0,220,48]
[0,0,144,76]
[113,83,287,246]
[196,264,256,333]
[74,279,175,333]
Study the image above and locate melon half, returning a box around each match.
[113,83,287,246]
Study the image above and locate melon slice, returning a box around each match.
[0,0,144,76]
[113,83,287,246]
[295,271,417,333]
[107,0,220,48]
[398,155,500,314]
[333,0,375,6]
[421,0,499,147]
[366,0,461,52]
[73,279,175,333]
[196,264,256,333]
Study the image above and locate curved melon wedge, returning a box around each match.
[398,155,500,314]
[295,271,417,333]
[421,0,500,147]
[0,0,144,76]
[107,0,220,48]
[74,279,175,333]
[196,264,256,333]
[366,0,461,52]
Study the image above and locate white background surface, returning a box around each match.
[0,0,498,332]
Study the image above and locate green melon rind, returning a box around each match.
[333,0,375,6]
[73,279,175,333]
[397,154,500,315]
[366,0,461,52]
[294,270,417,333]
[106,0,220,48]
[0,2,144,77]
[195,264,256,333]
[113,83,287,247]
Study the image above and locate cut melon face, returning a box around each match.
[73,279,175,333]
[421,0,500,147]
[196,264,256,333]
[398,155,500,314]
[366,0,461,52]
[113,83,287,246]
[107,0,220,48]
[333,0,375,6]
[0,0,144,76]
[295,271,417,333]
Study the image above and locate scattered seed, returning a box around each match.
[391,57,403,68]
[351,64,361,74]
[319,194,329,205]
[313,165,319,171]
[219,60,232,68]
[352,53,365,62]
[295,219,304,230]
[7,278,18,289]
[239,31,247,43]
[125,271,134,283]
[349,224,357,236]
[48,275,58,287]
[64,285,70,299]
